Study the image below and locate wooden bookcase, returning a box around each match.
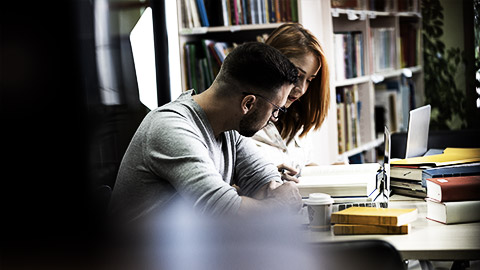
[166,0,424,165]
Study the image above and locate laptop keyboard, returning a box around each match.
[333,201,388,212]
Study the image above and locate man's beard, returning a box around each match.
[238,109,264,137]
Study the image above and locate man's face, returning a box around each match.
[238,107,261,137]
[238,84,291,137]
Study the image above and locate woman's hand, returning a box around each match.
[277,163,300,183]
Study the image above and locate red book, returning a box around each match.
[426,175,480,202]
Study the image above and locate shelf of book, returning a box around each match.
[329,0,424,163]
[331,8,421,19]
[179,22,286,35]
[175,1,301,93]
[335,75,370,87]
[335,66,422,87]
[331,0,420,13]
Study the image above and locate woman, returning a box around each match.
[253,23,331,182]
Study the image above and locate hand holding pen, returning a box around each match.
[278,163,301,183]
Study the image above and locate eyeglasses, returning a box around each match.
[242,92,287,119]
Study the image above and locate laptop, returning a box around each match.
[405,105,431,158]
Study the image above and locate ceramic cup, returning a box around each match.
[304,193,334,231]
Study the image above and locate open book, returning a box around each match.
[296,163,381,198]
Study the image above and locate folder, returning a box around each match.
[391,148,480,167]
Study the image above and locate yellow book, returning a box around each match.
[391,148,480,167]
[331,207,418,226]
[333,223,410,235]
[264,0,270,22]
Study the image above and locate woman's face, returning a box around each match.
[285,52,321,108]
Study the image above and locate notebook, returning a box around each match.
[405,105,431,158]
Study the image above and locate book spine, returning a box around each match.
[392,187,426,198]
[233,0,239,25]
[268,0,276,23]
[354,32,364,76]
[248,0,255,24]
[344,87,353,150]
[290,0,297,22]
[423,167,480,187]
[336,100,346,154]
[285,0,291,22]
[331,213,397,226]
[196,0,210,27]
[345,33,353,78]
[189,0,202,28]
[334,34,346,81]
[390,167,423,180]
[182,0,194,29]
[236,0,243,24]
[257,0,263,24]
[333,224,409,235]
[264,0,270,23]
[242,0,248,24]
[352,85,361,147]
[187,43,198,91]
[197,58,207,92]
[427,177,480,202]
[184,43,192,89]
[426,200,480,224]
[274,0,281,22]
[221,0,230,26]
[201,40,215,86]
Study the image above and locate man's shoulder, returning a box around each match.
[149,92,196,120]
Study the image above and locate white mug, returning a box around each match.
[304,193,334,231]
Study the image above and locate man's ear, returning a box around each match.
[241,95,256,114]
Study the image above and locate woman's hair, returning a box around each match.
[266,23,330,144]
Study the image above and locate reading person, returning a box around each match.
[252,23,331,181]
[109,42,302,221]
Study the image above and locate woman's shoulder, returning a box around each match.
[252,123,286,150]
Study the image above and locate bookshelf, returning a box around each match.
[166,0,424,165]
[327,0,424,163]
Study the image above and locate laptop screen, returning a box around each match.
[130,7,158,110]
[383,126,391,198]
[405,104,431,158]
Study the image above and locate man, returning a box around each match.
[110,42,302,221]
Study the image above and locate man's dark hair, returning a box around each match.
[217,42,298,95]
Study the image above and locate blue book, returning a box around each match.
[196,0,210,27]
[241,0,248,24]
[422,164,480,187]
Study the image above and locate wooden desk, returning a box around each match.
[304,196,480,260]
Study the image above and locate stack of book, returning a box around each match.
[331,207,418,235]
[390,164,428,198]
[390,148,480,198]
[425,175,480,224]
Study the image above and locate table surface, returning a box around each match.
[303,195,480,260]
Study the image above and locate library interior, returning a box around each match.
[2,0,480,269]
